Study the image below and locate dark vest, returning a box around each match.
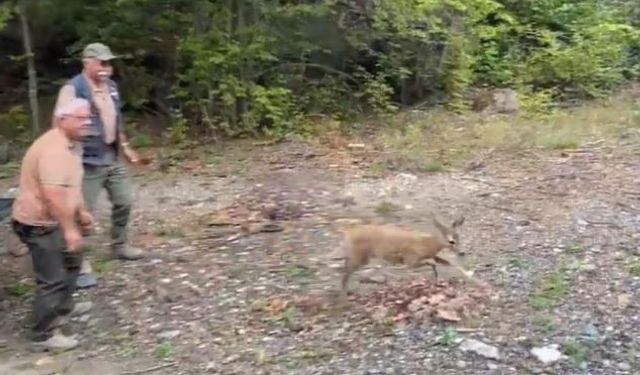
[69,74,123,166]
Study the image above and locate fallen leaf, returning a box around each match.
[428,293,447,305]
[265,298,289,314]
[435,308,461,322]
[408,296,428,312]
[207,212,234,226]
[393,312,409,322]
[444,296,470,311]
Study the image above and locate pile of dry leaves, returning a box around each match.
[351,278,497,324]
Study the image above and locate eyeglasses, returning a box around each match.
[99,60,111,67]
[61,115,94,120]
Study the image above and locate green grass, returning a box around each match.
[421,159,444,172]
[365,160,388,178]
[6,281,33,300]
[370,93,640,171]
[284,265,315,280]
[154,224,186,238]
[374,201,403,216]
[93,258,116,276]
[532,313,558,333]
[529,268,573,310]
[128,133,154,149]
[628,258,640,277]
[537,131,580,150]
[437,327,460,347]
[566,242,585,254]
[154,342,175,360]
[562,340,589,365]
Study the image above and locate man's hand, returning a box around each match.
[122,144,139,164]
[78,209,94,235]
[64,227,83,253]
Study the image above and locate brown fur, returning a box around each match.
[340,215,465,296]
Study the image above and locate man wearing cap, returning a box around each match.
[54,42,144,267]
[12,98,95,351]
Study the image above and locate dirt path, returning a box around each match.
[1,139,639,374]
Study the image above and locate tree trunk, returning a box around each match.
[17,0,39,139]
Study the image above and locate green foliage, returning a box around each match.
[0,0,639,137]
[6,281,33,300]
[0,3,13,29]
[128,133,153,149]
[154,341,175,360]
[166,113,189,146]
[0,105,30,144]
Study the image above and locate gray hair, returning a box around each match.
[54,98,91,119]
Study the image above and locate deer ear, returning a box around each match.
[431,215,447,232]
[452,216,465,228]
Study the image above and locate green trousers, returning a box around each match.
[82,162,133,251]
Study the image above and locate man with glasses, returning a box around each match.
[12,98,95,350]
[54,43,144,281]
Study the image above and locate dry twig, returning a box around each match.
[121,362,177,375]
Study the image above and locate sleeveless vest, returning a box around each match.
[68,74,123,166]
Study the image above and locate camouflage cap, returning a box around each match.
[81,42,116,61]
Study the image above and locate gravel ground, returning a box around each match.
[1,139,639,374]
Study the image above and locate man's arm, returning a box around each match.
[40,185,78,233]
[119,127,139,163]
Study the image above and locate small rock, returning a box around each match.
[530,345,563,364]
[35,357,55,366]
[398,173,417,181]
[157,330,180,340]
[347,143,366,149]
[205,362,217,370]
[222,354,240,364]
[155,285,175,303]
[580,263,597,272]
[456,360,467,368]
[618,294,631,309]
[619,362,631,371]
[581,323,602,346]
[78,314,91,323]
[578,361,588,370]
[459,338,501,360]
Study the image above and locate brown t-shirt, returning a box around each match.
[54,75,117,144]
[12,128,84,227]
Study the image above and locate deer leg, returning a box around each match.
[430,262,438,281]
[418,258,439,281]
[341,257,359,299]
